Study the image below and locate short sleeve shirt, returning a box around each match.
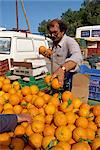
[51,34,83,72]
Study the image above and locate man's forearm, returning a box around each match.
[62,60,77,72]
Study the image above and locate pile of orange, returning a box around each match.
[0,76,100,150]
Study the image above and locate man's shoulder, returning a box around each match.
[65,35,75,41]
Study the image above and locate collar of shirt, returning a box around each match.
[56,34,67,48]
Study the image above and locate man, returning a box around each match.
[47,19,83,90]
[0,114,32,133]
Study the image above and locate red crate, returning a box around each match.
[0,59,9,76]
[88,48,100,56]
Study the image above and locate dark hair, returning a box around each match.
[47,19,67,34]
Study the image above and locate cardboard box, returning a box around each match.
[71,73,90,103]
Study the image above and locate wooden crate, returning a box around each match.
[0,59,9,76]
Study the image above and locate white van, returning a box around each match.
[0,29,50,78]
[76,25,100,40]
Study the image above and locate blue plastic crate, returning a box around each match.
[80,65,100,101]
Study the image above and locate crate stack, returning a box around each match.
[80,65,100,101]
[0,59,9,76]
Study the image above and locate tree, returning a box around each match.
[38,20,50,35]
[38,0,100,37]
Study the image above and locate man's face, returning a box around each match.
[49,21,64,43]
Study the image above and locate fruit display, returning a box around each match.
[0,75,100,150]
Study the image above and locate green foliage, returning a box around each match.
[38,0,100,37]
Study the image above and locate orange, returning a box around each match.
[75,117,88,128]
[38,91,45,97]
[14,125,25,136]
[78,108,90,117]
[29,133,43,148]
[0,91,5,96]
[30,85,39,95]
[88,121,97,132]
[0,103,3,113]
[86,128,95,140]
[55,126,72,142]
[46,48,53,57]
[12,81,20,91]
[31,120,44,133]
[68,138,76,145]
[72,98,82,109]
[42,136,55,149]
[8,88,16,95]
[49,96,60,107]
[20,100,28,109]
[2,83,12,92]
[54,112,67,127]
[24,94,33,103]
[3,108,14,114]
[8,132,14,138]
[51,78,61,89]
[21,122,28,128]
[42,93,51,104]
[0,96,6,105]
[13,105,23,114]
[91,137,100,150]
[44,75,52,84]
[52,145,63,150]
[67,124,76,132]
[65,112,76,124]
[21,86,31,96]
[24,145,33,150]
[33,114,45,123]
[38,108,45,116]
[3,93,10,101]
[3,78,10,84]
[44,103,56,115]
[57,141,71,150]
[72,142,91,150]
[45,115,53,124]
[26,125,34,137]
[73,127,87,142]
[0,76,5,82]
[9,94,20,105]
[31,94,38,104]
[28,107,39,117]
[34,96,45,108]
[0,133,11,146]
[59,101,73,113]
[39,46,47,54]
[43,125,55,136]
[80,103,90,110]
[93,105,100,116]
[10,137,25,150]
[62,91,73,102]
[21,108,28,114]
[4,103,13,110]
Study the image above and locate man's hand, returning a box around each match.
[51,67,65,87]
[17,114,32,124]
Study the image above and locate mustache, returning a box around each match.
[47,35,56,40]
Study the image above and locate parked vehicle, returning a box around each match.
[0,29,50,78]
[76,25,100,40]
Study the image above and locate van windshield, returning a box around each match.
[0,37,11,54]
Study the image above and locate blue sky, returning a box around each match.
[0,0,84,33]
